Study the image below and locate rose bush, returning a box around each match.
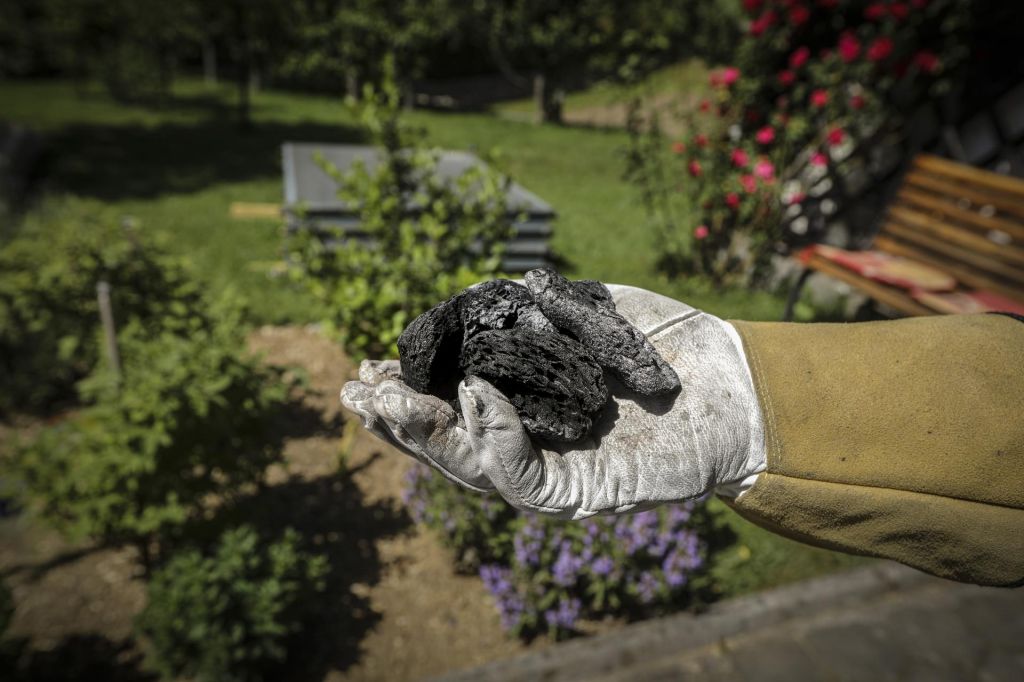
[627,0,971,287]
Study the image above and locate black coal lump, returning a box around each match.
[460,327,608,442]
[458,279,555,340]
[572,279,615,310]
[524,267,681,396]
[397,296,464,401]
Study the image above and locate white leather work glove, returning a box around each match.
[340,284,767,519]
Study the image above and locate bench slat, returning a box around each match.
[914,154,1024,197]
[882,219,1024,287]
[885,206,1024,269]
[895,186,1024,243]
[904,171,1024,225]
[874,235,1024,304]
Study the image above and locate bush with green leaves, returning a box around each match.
[14,302,291,567]
[286,58,514,360]
[0,198,206,413]
[136,525,327,682]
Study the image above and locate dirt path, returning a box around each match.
[1,325,541,681]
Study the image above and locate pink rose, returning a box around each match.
[750,10,778,37]
[731,148,750,168]
[688,160,702,177]
[864,3,887,20]
[740,174,758,193]
[838,31,861,63]
[694,225,710,240]
[810,89,829,108]
[789,46,810,69]
[867,37,893,62]
[755,126,775,145]
[786,191,807,205]
[827,127,845,146]
[754,158,775,181]
[850,94,866,109]
[810,151,828,167]
[671,141,686,154]
[789,5,810,26]
[721,67,740,86]
[914,50,940,74]
[778,70,796,87]
[725,192,741,209]
[695,133,709,148]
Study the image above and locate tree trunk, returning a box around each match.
[203,40,218,87]
[345,71,360,99]
[533,73,564,125]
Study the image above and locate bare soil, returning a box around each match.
[0,325,543,681]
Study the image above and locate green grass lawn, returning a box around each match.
[0,77,867,599]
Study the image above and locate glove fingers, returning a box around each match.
[459,377,570,515]
[340,380,409,450]
[359,359,403,385]
[372,380,492,492]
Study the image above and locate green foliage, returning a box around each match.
[136,525,327,682]
[13,296,291,558]
[0,199,207,414]
[286,58,513,360]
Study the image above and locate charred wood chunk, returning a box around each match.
[397,296,464,401]
[525,267,680,396]
[458,279,555,341]
[460,327,608,442]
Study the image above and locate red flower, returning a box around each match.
[867,37,893,62]
[725,192,741,209]
[695,134,709,148]
[688,160,702,177]
[789,46,810,69]
[742,0,763,13]
[890,2,909,20]
[827,127,845,146]
[778,70,796,87]
[750,10,778,36]
[810,89,829,108]
[789,5,810,26]
[838,32,861,63]
[740,174,758,193]
[850,94,866,109]
[699,99,712,112]
[671,141,686,154]
[864,3,887,20]
[754,158,776,181]
[786,191,807,205]
[731,148,750,168]
[721,67,740,86]
[810,151,828,167]
[914,50,940,74]
[694,225,710,240]
[755,126,775,145]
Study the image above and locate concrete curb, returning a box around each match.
[427,562,935,682]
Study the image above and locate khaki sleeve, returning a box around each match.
[726,314,1024,587]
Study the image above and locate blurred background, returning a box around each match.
[1,1,1022,680]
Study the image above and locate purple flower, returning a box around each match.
[591,555,614,576]
[544,597,581,630]
[552,541,585,586]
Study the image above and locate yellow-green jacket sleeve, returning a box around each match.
[727,314,1024,587]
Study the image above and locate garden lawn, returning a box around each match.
[0,77,866,602]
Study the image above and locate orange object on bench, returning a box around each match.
[786,154,1024,319]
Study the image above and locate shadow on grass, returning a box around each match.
[0,634,155,682]
[41,117,364,201]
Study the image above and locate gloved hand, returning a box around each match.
[341,284,766,519]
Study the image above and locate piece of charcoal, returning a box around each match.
[458,279,555,341]
[524,267,681,396]
[397,296,464,401]
[572,279,615,310]
[461,327,608,442]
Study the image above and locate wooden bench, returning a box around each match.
[784,154,1024,320]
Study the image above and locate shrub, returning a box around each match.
[0,198,205,413]
[627,0,972,287]
[14,304,292,568]
[404,465,708,640]
[286,57,514,360]
[136,525,328,682]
